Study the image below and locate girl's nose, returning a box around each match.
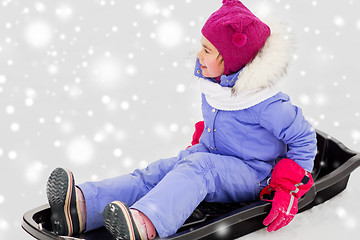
[196,51,202,60]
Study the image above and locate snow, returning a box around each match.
[242,169,360,240]
[0,0,359,239]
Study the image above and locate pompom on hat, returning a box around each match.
[201,0,271,76]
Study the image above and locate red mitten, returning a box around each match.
[187,121,204,148]
[261,158,314,232]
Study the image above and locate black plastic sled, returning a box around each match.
[22,129,360,240]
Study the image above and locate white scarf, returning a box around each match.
[199,78,280,111]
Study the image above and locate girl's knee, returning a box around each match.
[175,152,215,174]
[177,143,209,160]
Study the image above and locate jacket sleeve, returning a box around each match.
[259,97,317,172]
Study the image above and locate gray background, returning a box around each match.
[1,0,360,239]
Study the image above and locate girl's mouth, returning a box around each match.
[201,65,207,70]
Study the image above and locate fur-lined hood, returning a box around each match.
[194,17,294,94]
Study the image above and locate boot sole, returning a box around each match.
[46,168,80,236]
[103,201,142,240]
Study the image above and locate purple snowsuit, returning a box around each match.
[78,60,317,238]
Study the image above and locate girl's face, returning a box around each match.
[197,35,225,78]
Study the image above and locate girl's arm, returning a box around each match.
[259,96,317,172]
[259,96,317,231]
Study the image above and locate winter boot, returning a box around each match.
[103,201,156,240]
[46,168,85,236]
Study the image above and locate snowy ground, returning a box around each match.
[0,0,360,239]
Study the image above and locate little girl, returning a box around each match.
[46,0,317,239]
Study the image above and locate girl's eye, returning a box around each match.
[204,48,209,53]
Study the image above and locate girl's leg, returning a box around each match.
[78,144,209,231]
[75,187,86,230]
[131,152,261,238]
[77,157,178,231]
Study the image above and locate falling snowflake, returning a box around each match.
[34,2,46,12]
[154,123,171,139]
[169,123,179,132]
[47,64,59,75]
[92,57,123,88]
[10,122,20,132]
[299,94,311,106]
[120,101,130,110]
[122,157,133,169]
[25,98,34,106]
[59,121,74,134]
[8,151,17,160]
[91,174,99,181]
[140,1,160,16]
[55,4,73,21]
[25,161,45,183]
[137,160,147,169]
[5,105,15,115]
[94,132,106,142]
[24,20,53,48]
[0,219,9,231]
[156,21,183,48]
[315,93,328,106]
[333,16,346,27]
[0,75,6,84]
[102,95,111,104]
[113,148,123,157]
[126,65,136,76]
[66,137,95,165]
[351,129,360,141]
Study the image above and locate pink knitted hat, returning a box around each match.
[202,0,271,76]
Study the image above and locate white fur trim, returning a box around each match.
[232,17,295,93]
[200,78,280,111]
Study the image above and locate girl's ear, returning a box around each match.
[217,53,224,63]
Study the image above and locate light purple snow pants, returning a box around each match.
[78,143,268,238]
